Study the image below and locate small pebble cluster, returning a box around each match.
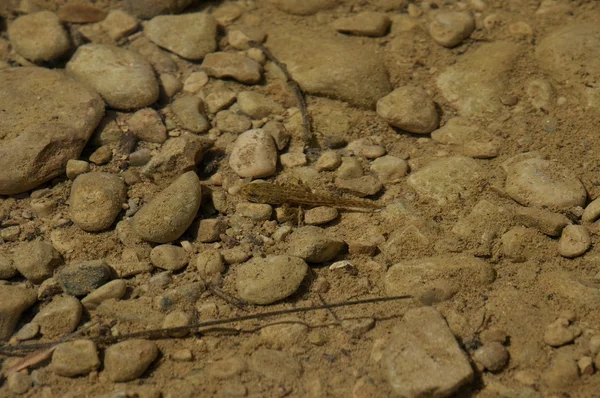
[1,0,600,397]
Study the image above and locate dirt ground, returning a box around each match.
[1,0,600,397]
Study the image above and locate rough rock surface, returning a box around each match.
[0,285,37,341]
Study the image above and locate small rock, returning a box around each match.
[347,140,386,159]
[558,225,591,258]
[101,10,139,40]
[195,219,227,243]
[221,247,252,265]
[104,339,159,382]
[335,175,383,197]
[370,155,408,183]
[12,241,62,284]
[126,0,192,19]
[69,172,126,232]
[0,253,17,280]
[377,86,439,134]
[129,148,152,166]
[141,133,212,177]
[236,203,273,221]
[132,171,203,243]
[14,322,40,341]
[144,13,217,60]
[89,145,112,165]
[162,309,193,337]
[430,117,500,159]
[201,52,262,84]
[150,244,189,271]
[338,157,365,179]
[227,25,267,50]
[332,11,391,37]
[66,160,91,180]
[582,197,600,223]
[429,11,475,48]
[0,226,20,242]
[183,71,209,93]
[304,206,338,225]
[196,249,225,278]
[263,121,290,150]
[32,295,82,338]
[501,227,544,262]
[57,3,107,23]
[159,73,183,99]
[51,340,100,377]
[287,226,346,263]
[7,372,32,395]
[66,44,159,110]
[127,108,167,143]
[237,91,284,119]
[214,110,252,133]
[171,96,210,133]
[505,158,586,209]
[544,317,582,347]
[250,349,303,380]
[8,11,71,62]
[205,90,237,114]
[229,129,278,178]
[81,279,127,310]
[315,151,342,171]
[513,206,570,237]
[236,255,308,304]
[589,335,600,355]
[578,356,594,376]
[280,152,307,168]
[56,260,113,296]
[171,349,193,362]
[0,285,37,340]
[383,307,473,397]
[473,342,509,372]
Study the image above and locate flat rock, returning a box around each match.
[370,156,408,183]
[236,255,308,305]
[132,171,203,243]
[332,11,391,37]
[51,339,100,377]
[69,172,126,232]
[126,0,192,19]
[229,129,278,178]
[0,285,37,341]
[144,13,217,60]
[8,11,71,62]
[505,158,586,209]
[201,52,262,84]
[437,41,519,116]
[407,156,484,204]
[237,91,284,119]
[276,0,338,15]
[287,226,346,263]
[56,260,114,296]
[12,241,62,283]
[0,67,104,195]
[141,132,212,178]
[383,307,474,397]
[150,244,189,270]
[385,255,496,304]
[215,110,252,133]
[32,295,82,338]
[267,31,391,109]
[57,3,107,23]
[430,117,500,159]
[81,279,127,310]
[104,339,159,382]
[66,44,159,110]
[171,96,210,133]
[377,86,439,134]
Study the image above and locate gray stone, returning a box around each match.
[69,172,126,232]
[144,13,217,60]
[8,11,71,62]
[51,339,100,377]
[0,67,104,195]
[171,96,210,133]
[132,171,203,243]
[383,307,473,397]
[236,255,308,305]
[66,44,159,110]
[56,260,114,296]
[104,339,159,382]
[201,52,262,84]
[12,241,62,284]
[32,295,82,338]
[0,285,37,341]
[287,226,346,263]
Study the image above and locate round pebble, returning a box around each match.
[558,225,591,258]
[104,339,159,382]
[237,91,284,119]
[473,342,509,372]
[505,158,587,209]
[429,11,475,48]
[196,250,225,278]
[304,206,339,225]
[81,279,127,310]
[8,11,71,62]
[171,96,210,133]
[376,86,439,134]
[50,340,100,377]
[201,52,262,84]
[32,295,82,338]
[236,255,308,304]
[66,44,159,110]
[56,259,113,296]
[144,13,217,60]
[150,244,189,271]
[229,129,278,178]
[12,241,62,284]
[370,155,408,183]
[0,285,37,340]
[0,253,18,280]
[69,172,126,232]
[287,226,346,263]
[132,171,203,243]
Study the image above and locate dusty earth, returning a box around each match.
[1,0,600,397]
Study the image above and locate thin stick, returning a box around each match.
[0,295,411,354]
[248,40,313,147]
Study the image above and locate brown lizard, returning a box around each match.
[238,181,383,212]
